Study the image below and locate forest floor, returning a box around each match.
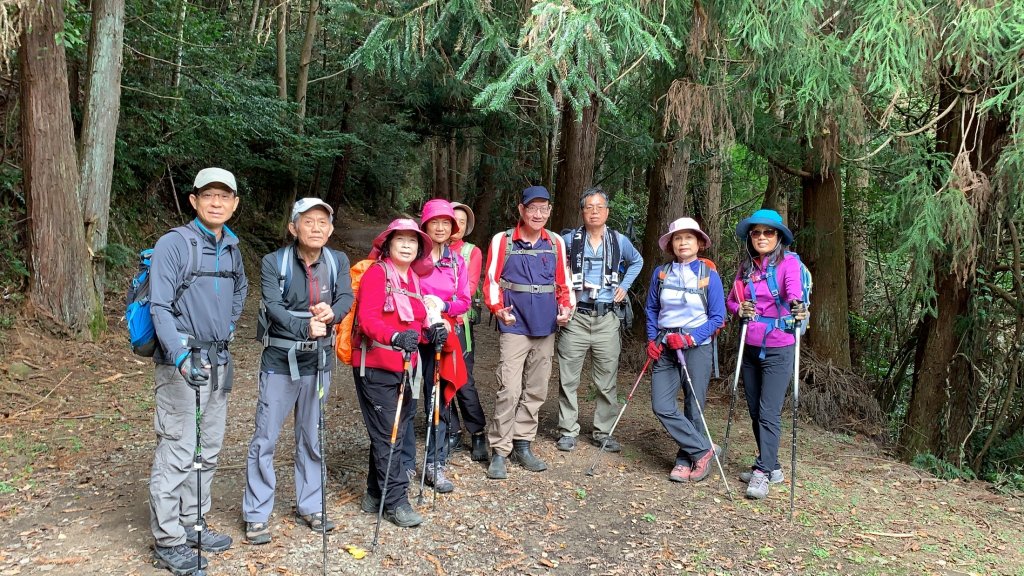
[1,211,1023,576]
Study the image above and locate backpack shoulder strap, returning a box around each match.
[277,245,293,295]
[323,248,339,293]
[656,262,672,298]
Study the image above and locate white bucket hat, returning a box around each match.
[658,217,711,252]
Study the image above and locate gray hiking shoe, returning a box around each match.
[183,520,232,552]
[384,503,423,527]
[487,452,508,480]
[424,462,455,493]
[361,492,381,514]
[295,511,335,533]
[590,435,622,453]
[153,543,208,575]
[739,468,784,484]
[244,521,271,545]
[745,469,771,500]
[555,435,577,452]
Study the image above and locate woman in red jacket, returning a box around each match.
[352,219,447,528]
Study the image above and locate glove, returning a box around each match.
[666,333,696,350]
[646,340,663,360]
[391,329,420,353]
[425,323,449,348]
[790,300,809,321]
[178,355,210,389]
[739,301,756,320]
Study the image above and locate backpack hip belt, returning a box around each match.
[264,333,333,381]
[498,279,555,293]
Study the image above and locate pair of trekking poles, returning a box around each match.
[586,323,803,519]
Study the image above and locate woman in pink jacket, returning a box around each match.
[726,209,807,500]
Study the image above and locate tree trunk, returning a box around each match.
[21,0,98,338]
[704,153,722,262]
[294,0,319,132]
[325,73,356,209]
[800,120,852,369]
[845,150,869,367]
[275,0,288,100]
[172,0,187,91]
[470,117,501,245]
[552,95,601,233]
[432,136,451,199]
[79,0,125,304]
[248,0,261,35]
[762,167,787,223]
[664,138,691,222]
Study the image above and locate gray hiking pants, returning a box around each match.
[650,344,713,466]
[242,371,332,522]
[741,345,795,473]
[149,363,229,547]
[556,310,621,439]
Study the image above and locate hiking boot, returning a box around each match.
[590,435,622,453]
[361,492,381,514]
[668,463,691,483]
[486,452,507,480]
[244,521,271,545]
[384,503,423,528]
[739,468,784,484]
[183,520,232,552]
[448,431,464,453]
[424,462,455,493]
[295,511,335,533]
[746,469,771,499]
[555,435,577,452]
[470,434,488,461]
[688,444,720,483]
[153,543,208,576]
[510,440,547,472]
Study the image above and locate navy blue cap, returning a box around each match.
[521,185,551,205]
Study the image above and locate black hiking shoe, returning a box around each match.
[486,452,508,480]
[448,431,464,453]
[555,435,577,452]
[510,440,547,472]
[183,520,233,552]
[470,433,489,461]
[590,435,621,453]
[361,492,381,514]
[153,543,208,575]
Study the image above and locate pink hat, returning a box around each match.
[420,199,461,235]
[369,218,432,260]
[658,217,711,252]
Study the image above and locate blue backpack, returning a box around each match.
[744,251,813,358]
[125,227,238,357]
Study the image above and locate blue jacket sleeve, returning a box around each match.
[617,234,644,293]
[689,269,725,344]
[644,267,662,341]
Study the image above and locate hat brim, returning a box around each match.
[658,228,712,252]
[735,217,794,245]
[371,226,433,258]
[421,215,461,236]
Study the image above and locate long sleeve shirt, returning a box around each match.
[417,245,470,318]
[644,259,725,344]
[353,261,427,373]
[726,253,805,348]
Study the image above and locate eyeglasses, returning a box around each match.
[196,190,235,202]
[523,204,552,216]
[582,205,607,213]
[749,228,778,239]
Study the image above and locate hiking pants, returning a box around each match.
[488,333,555,457]
[354,367,412,510]
[449,323,487,436]
[741,344,795,473]
[242,371,332,522]
[401,343,450,473]
[556,310,621,440]
[149,363,229,547]
[650,344,713,466]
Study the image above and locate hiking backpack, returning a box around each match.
[745,251,813,338]
[255,244,340,344]
[654,257,727,376]
[125,227,239,357]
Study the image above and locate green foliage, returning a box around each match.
[911,452,977,481]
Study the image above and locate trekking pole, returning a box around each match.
[585,356,654,477]
[372,353,411,551]
[316,347,328,576]
[722,322,747,464]
[676,349,734,501]
[416,374,438,505]
[790,330,801,522]
[431,347,442,508]
[192,383,207,576]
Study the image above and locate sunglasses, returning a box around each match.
[749,228,778,239]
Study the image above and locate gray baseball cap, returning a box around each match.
[193,167,237,193]
[291,197,335,222]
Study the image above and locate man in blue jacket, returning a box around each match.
[148,167,248,576]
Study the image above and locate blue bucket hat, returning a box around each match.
[735,209,794,246]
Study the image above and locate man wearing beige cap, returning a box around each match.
[243,198,353,544]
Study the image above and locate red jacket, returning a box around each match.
[353,261,426,373]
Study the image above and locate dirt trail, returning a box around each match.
[1,214,1022,575]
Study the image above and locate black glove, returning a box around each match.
[425,323,449,348]
[391,329,420,353]
[790,300,808,321]
[178,355,210,389]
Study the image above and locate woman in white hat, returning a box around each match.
[643,217,725,483]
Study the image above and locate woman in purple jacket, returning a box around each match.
[726,209,807,500]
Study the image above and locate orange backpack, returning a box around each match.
[335,259,377,365]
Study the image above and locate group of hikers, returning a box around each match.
[140,168,808,575]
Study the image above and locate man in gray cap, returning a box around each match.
[149,167,247,575]
[242,198,353,544]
